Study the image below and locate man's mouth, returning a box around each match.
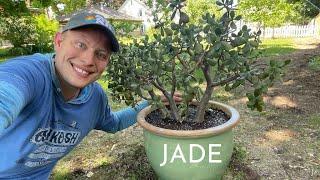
[71,63,91,77]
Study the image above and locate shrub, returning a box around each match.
[0,16,36,49]
[0,13,58,55]
[107,0,290,123]
[33,14,59,53]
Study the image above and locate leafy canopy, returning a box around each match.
[185,0,221,24]
[238,0,297,27]
[287,0,320,24]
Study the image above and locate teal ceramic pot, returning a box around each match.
[137,101,240,180]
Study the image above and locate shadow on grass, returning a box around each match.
[259,38,297,57]
[259,47,296,57]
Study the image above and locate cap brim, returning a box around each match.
[63,23,120,52]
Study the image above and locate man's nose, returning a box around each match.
[81,49,95,65]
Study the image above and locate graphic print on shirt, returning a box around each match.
[24,127,81,168]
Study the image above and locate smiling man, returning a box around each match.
[0,12,181,179]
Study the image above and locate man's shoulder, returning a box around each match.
[90,82,110,103]
[91,82,107,96]
[0,53,53,88]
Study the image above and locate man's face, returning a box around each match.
[54,27,111,90]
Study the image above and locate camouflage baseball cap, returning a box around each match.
[62,12,119,52]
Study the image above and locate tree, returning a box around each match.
[53,0,86,14]
[107,0,290,122]
[0,1,58,54]
[287,0,320,24]
[185,0,221,24]
[0,16,36,49]
[0,0,34,51]
[0,0,30,17]
[31,0,55,8]
[238,0,297,28]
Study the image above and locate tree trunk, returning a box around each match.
[194,85,213,123]
[194,64,213,123]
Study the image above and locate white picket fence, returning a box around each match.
[260,25,318,38]
[237,20,319,38]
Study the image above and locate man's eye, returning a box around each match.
[96,52,108,61]
[74,42,86,49]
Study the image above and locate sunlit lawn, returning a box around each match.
[0,48,12,62]
[259,38,296,56]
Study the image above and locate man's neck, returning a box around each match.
[55,70,80,101]
[61,87,80,101]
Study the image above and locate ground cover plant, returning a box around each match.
[308,56,320,71]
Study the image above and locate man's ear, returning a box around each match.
[54,32,64,51]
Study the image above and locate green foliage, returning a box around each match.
[308,56,320,71]
[56,0,86,14]
[227,143,248,180]
[232,143,247,163]
[246,59,290,111]
[0,0,34,53]
[0,0,30,17]
[0,16,36,48]
[185,0,221,24]
[31,0,55,8]
[33,14,59,53]
[239,0,298,27]
[0,48,12,62]
[107,0,290,122]
[109,20,141,37]
[50,0,127,15]
[287,0,320,24]
[0,13,58,55]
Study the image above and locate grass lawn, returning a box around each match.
[0,48,12,62]
[259,38,296,56]
[0,48,8,56]
[0,57,7,62]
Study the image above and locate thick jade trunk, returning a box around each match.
[137,101,240,180]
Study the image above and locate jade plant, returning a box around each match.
[106,0,290,123]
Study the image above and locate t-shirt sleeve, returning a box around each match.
[0,57,40,134]
[95,97,148,133]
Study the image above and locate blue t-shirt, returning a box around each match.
[0,53,147,179]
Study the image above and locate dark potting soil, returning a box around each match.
[145,105,230,130]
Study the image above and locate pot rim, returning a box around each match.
[137,100,240,138]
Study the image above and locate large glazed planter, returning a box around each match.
[137,101,240,180]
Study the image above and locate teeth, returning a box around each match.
[74,66,89,76]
